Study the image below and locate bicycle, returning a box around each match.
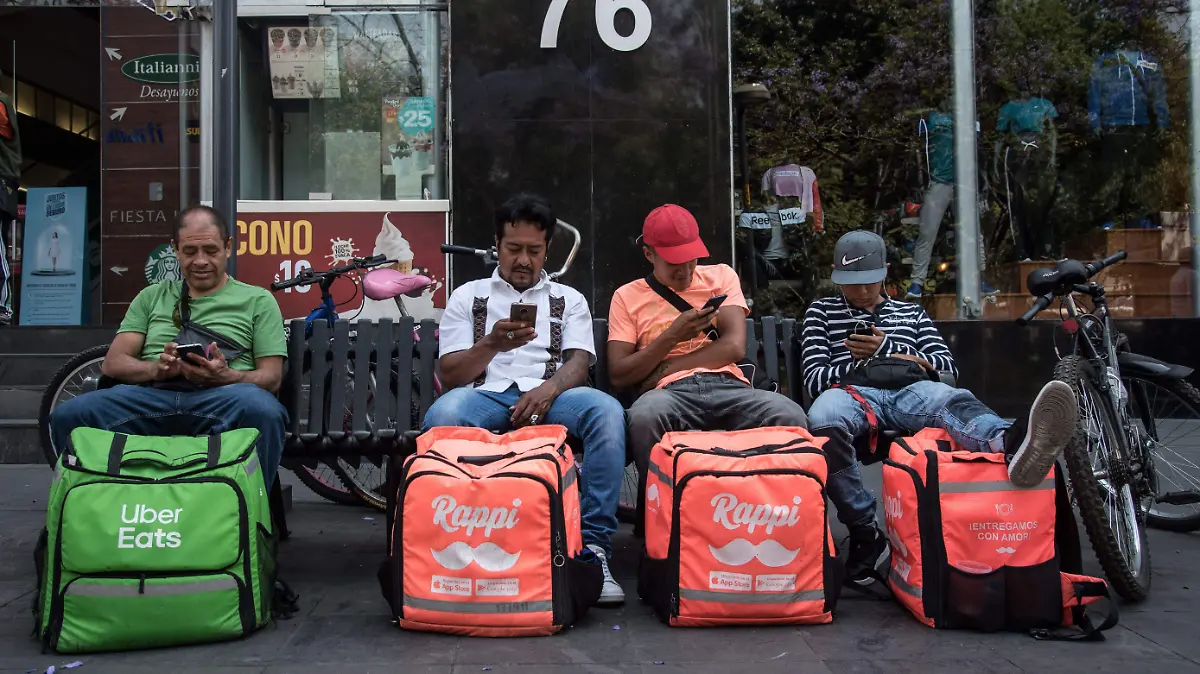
[1017,250,1200,602]
[440,219,640,525]
[270,253,443,511]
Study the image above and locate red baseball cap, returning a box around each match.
[641,204,710,264]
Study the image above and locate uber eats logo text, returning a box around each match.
[117,504,183,549]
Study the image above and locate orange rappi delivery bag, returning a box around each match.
[882,428,1118,640]
[378,426,602,637]
[639,427,842,627]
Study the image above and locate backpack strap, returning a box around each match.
[1030,578,1119,642]
[644,274,719,340]
[833,384,879,456]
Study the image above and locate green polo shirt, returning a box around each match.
[118,278,287,371]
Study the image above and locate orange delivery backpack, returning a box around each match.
[378,425,603,637]
[882,428,1118,641]
[639,427,842,626]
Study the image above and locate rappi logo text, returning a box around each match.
[117,504,183,549]
[432,495,521,537]
[711,493,803,535]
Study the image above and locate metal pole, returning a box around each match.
[199,19,213,204]
[738,106,758,295]
[178,23,190,210]
[951,0,981,319]
[1190,0,1200,316]
[214,0,239,275]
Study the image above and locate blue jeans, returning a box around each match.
[422,385,627,559]
[808,380,1009,529]
[49,383,288,488]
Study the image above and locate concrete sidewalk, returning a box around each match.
[2,463,1199,674]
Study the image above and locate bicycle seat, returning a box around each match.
[1026,259,1088,297]
[363,268,433,300]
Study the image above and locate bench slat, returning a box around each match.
[592,319,610,392]
[761,315,779,385]
[306,321,331,437]
[743,317,759,365]
[285,319,304,437]
[781,318,801,398]
[350,321,374,435]
[326,321,351,440]
[391,317,415,436]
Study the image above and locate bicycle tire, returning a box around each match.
[617,463,638,525]
[331,374,424,512]
[38,345,110,467]
[1123,375,1200,533]
[1054,355,1152,602]
[291,461,362,506]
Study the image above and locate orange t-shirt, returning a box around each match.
[608,264,750,389]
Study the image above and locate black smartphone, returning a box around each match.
[852,321,875,337]
[175,343,208,361]
[702,294,728,312]
[510,302,538,325]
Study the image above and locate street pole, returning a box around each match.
[951,0,981,319]
[214,0,239,275]
[1190,0,1200,316]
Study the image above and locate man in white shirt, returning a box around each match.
[422,194,627,605]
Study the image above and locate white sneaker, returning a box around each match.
[1008,380,1078,488]
[587,544,625,606]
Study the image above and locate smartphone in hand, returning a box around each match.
[175,343,208,361]
[702,294,728,312]
[852,321,875,337]
[510,302,538,326]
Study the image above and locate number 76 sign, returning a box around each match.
[541,0,652,52]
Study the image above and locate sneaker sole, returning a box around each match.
[1009,381,1077,488]
[596,594,626,606]
[846,540,891,587]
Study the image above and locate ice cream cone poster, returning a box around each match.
[233,206,448,323]
[267,25,341,99]
[382,96,436,199]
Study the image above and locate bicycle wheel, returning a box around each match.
[291,460,361,506]
[1054,355,1152,601]
[38,345,110,467]
[617,463,638,524]
[1123,375,1200,532]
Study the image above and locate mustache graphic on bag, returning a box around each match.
[708,538,801,568]
[430,541,522,572]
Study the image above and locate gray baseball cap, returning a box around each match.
[831,230,888,285]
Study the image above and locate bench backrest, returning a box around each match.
[280,317,802,441]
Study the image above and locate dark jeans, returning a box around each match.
[49,383,288,487]
[626,373,809,483]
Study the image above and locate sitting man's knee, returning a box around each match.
[807,389,857,431]
[422,387,477,429]
[234,385,286,422]
[627,389,674,428]
[755,390,809,428]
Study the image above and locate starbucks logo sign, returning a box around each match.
[145,244,181,285]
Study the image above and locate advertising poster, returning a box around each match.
[234,206,448,323]
[19,187,87,326]
[382,96,436,199]
[268,26,341,99]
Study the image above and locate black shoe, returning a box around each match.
[845,525,889,588]
[0,310,10,326]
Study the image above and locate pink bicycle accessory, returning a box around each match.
[363,268,433,300]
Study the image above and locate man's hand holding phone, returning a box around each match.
[845,325,885,360]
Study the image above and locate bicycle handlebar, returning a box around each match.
[1014,249,1128,325]
[269,254,389,292]
[1085,250,1128,278]
[441,219,583,280]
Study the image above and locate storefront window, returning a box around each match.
[734,0,1196,321]
[248,8,448,201]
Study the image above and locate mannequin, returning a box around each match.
[994,82,1060,261]
[756,162,824,280]
[0,91,20,326]
[906,104,991,299]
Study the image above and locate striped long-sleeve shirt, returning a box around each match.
[800,295,958,400]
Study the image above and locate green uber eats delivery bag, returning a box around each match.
[33,427,278,654]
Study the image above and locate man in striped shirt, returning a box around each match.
[802,231,1077,592]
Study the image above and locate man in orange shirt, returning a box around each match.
[608,204,808,488]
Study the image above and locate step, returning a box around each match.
[1007,260,1190,295]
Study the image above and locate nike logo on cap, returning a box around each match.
[841,254,867,266]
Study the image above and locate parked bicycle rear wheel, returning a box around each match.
[617,463,638,525]
[1123,375,1200,532]
[1055,355,1152,602]
[38,345,110,467]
